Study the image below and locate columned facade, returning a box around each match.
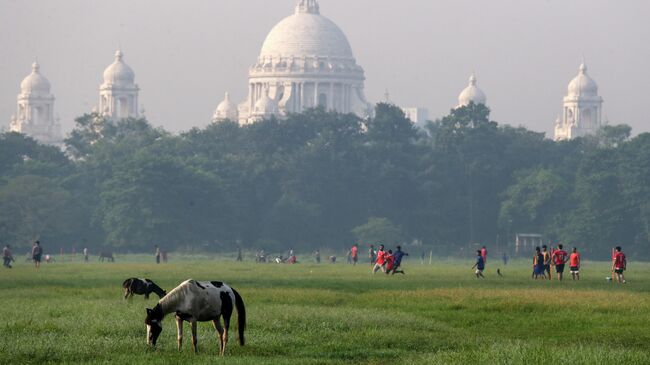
[554,63,603,141]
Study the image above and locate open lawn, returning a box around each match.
[1,256,649,364]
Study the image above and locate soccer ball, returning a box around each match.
[606,277,612,281]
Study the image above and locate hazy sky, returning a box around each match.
[1,0,649,137]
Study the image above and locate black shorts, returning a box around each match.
[33,254,42,262]
[570,266,579,272]
[352,256,358,263]
[544,264,551,272]
[615,268,624,274]
[555,264,565,273]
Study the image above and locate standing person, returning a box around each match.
[236,245,243,262]
[372,244,387,273]
[3,244,14,268]
[552,244,568,281]
[533,247,545,279]
[368,244,376,266]
[502,252,508,266]
[154,245,161,264]
[472,250,485,278]
[346,249,352,264]
[481,246,487,264]
[83,247,89,262]
[612,246,627,284]
[542,245,552,281]
[350,244,359,265]
[314,249,321,264]
[569,247,581,280]
[390,245,409,275]
[32,241,43,269]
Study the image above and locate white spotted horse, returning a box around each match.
[145,279,246,356]
[123,278,167,300]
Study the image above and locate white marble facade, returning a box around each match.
[9,62,62,146]
[554,63,603,141]
[235,0,372,124]
[99,50,140,120]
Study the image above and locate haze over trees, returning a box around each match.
[0,104,648,259]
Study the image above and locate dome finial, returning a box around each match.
[296,0,320,14]
[115,48,124,61]
[579,56,587,74]
[32,60,40,73]
[225,92,231,101]
[469,72,477,86]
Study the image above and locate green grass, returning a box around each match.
[1,257,649,364]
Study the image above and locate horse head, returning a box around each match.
[145,305,164,346]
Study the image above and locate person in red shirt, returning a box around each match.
[350,244,359,266]
[372,244,387,274]
[552,244,568,281]
[384,250,394,274]
[612,246,627,284]
[569,247,581,280]
[480,246,487,264]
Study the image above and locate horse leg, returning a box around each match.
[176,316,183,352]
[123,289,129,300]
[222,314,231,356]
[212,318,224,356]
[191,321,198,354]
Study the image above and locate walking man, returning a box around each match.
[154,245,161,264]
[472,250,485,278]
[372,244,387,273]
[612,246,627,284]
[569,247,581,280]
[350,244,359,266]
[32,241,43,269]
[83,247,89,262]
[3,244,14,268]
[542,245,552,280]
[552,244,568,281]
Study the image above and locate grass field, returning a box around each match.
[1,255,649,365]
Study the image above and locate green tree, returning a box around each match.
[352,217,403,246]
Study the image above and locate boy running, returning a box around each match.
[472,250,485,278]
[552,244,568,281]
[390,246,409,275]
[372,244,387,273]
[569,247,581,280]
[351,244,358,265]
[384,250,394,275]
[612,246,627,284]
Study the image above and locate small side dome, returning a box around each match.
[20,62,51,96]
[102,49,136,87]
[567,63,598,97]
[213,92,239,121]
[253,93,280,117]
[458,73,487,107]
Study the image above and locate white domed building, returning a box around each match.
[99,50,140,120]
[457,73,487,108]
[213,92,239,122]
[554,62,603,141]
[9,61,62,146]
[237,0,372,124]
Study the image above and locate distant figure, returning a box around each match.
[421,251,425,265]
[552,244,568,281]
[99,251,115,262]
[45,254,54,264]
[481,246,487,264]
[287,252,297,264]
[384,250,394,274]
[314,250,321,264]
[570,247,581,280]
[533,247,545,279]
[236,246,243,262]
[346,249,352,264]
[32,241,43,269]
[502,252,508,266]
[350,244,358,265]
[390,245,408,275]
[472,250,485,278]
[329,255,337,263]
[542,245,552,280]
[372,244,387,274]
[123,278,167,300]
[155,245,161,264]
[72,246,77,260]
[83,247,89,262]
[612,246,627,284]
[368,245,376,266]
[497,268,503,277]
[162,250,168,263]
[3,244,14,268]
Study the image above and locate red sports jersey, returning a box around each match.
[351,246,358,258]
[376,250,386,265]
[614,252,626,269]
[553,250,568,265]
[385,254,394,270]
[570,252,580,267]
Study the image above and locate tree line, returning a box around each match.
[0,103,647,259]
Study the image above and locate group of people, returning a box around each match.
[370,244,409,275]
[531,244,582,281]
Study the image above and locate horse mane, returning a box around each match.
[158,280,194,314]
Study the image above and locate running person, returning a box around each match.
[372,244,387,273]
[552,244,568,281]
[390,246,409,275]
[350,244,359,265]
[612,246,627,284]
[569,247,581,280]
[481,246,487,264]
[32,241,43,269]
[384,250,394,275]
[472,250,485,278]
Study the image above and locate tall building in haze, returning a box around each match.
[554,62,603,141]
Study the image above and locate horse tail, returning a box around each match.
[122,278,134,289]
[232,288,246,346]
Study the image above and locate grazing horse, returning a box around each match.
[99,251,114,262]
[123,278,167,300]
[145,279,246,356]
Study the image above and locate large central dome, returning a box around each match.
[260,11,354,60]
